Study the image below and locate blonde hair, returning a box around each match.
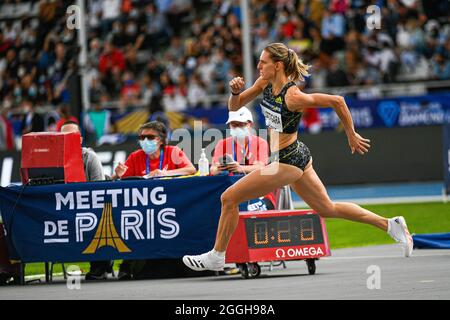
[263,43,310,82]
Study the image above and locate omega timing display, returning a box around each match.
[245,214,324,249]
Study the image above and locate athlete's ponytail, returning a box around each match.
[264,43,310,82]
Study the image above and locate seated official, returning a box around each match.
[60,121,114,281]
[211,107,276,210]
[113,121,196,179]
[112,121,196,280]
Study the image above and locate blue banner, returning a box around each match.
[0,176,237,263]
[412,233,450,249]
[317,93,450,130]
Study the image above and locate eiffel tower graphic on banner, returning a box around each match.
[83,203,131,254]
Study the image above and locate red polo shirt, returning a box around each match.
[212,135,276,209]
[212,135,269,165]
[122,145,191,178]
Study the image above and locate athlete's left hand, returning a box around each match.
[347,132,371,155]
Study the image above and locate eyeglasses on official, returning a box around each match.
[138,134,159,141]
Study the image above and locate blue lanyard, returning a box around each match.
[146,148,164,174]
[232,136,251,165]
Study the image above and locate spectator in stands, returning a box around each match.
[378,41,399,83]
[320,8,345,55]
[144,3,172,51]
[212,48,232,93]
[326,56,350,87]
[187,73,207,108]
[431,53,450,80]
[141,74,160,108]
[38,0,59,43]
[99,41,126,75]
[89,75,107,105]
[99,41,126,97]
[166,0,193,36]
[60,121,112,281]
[167,36,185,62]
[55,105,78,132]
[21,99,44,135]
[88,0,103,35]
[146,57,165,84]
[0,107,15,151]
[0,31,13,57]
[120,71,141,109]
[111,21,127,48]
[302,108,322,134]
[100,0,122,37]
[50,42,69,88]
[197,54,216,94]
[254,27,273,58]
[84,101,112,144]
[112,121,196,280]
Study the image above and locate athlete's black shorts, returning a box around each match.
[270,139,312,171]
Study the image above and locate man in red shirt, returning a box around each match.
[98,42,126,75]
[210,107,276,210]
[114,121,196,179]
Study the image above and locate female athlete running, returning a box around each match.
[183,43,413,272]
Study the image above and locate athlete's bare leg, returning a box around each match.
[289,162,388,231]
[184,162,411,271]
[214,162,305,252]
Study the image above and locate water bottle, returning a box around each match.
[198,148,209,176]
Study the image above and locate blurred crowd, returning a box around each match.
[0,0,450,150]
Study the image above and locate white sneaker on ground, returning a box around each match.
[182,250,225,271]
[387,216,413,257]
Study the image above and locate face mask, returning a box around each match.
[130,9,139,18]
[230,127,250,140]
[28,86,37,97]
[139,138,159,154]
[278,15,288,24]
[126,24,137,35]
[214,18,223,27]
[18,67,25,78]
[14,87,21,97]
[3,98,12,109]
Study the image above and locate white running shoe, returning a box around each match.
[182,250,225,271]
[387,216,413,257]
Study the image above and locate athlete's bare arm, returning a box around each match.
[285,87,371,155]
[228,77,268,111]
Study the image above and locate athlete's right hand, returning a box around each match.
[229,77,245,95]
[347,132,371,155]
[114,162,128,178]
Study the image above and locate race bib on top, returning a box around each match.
[261,101,283,132]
